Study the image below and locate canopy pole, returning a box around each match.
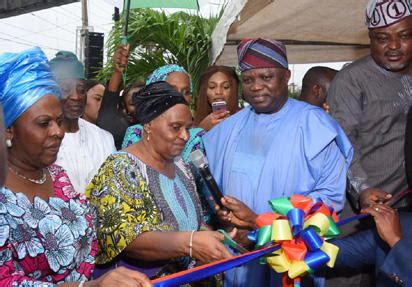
[121,0,131,44]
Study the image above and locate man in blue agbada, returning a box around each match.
[202,38,353,286]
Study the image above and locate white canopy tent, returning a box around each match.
[0,0,79,18]
[212,0,371,66]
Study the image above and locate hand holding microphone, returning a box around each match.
[190,150,227,211]
[190,150,257,230]
[218,196,258,230]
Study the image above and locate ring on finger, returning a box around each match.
[375,207,380,212]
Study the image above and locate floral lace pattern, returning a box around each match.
[0,165,97,286]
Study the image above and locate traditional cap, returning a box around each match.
[366,0,412,29]
[49,51,85,81]
[237,38,288,72]
[0,47,62,128]
[146,64,192,92]
[134,81,188,124]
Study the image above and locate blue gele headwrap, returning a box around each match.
[146,64,192,93]
[0,47,62,128]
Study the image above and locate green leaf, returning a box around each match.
[97,8,223,107]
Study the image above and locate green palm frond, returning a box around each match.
[98,8,224,106]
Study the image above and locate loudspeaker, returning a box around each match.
[84,32,104,79]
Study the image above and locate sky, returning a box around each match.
[0,0,223,58]
[0,0,348,88]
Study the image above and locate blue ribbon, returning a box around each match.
[287,208,304,236]
[152,191,412,286]
[152,245,280,287]
[300,227,323,251]
[153,213,371,286]
[248,229,258,243]
[304,250,330,270]
[336,214,368,226]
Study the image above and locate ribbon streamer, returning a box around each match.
[152,189,412,286]
[151,212,369,287]
[152,245,280,287]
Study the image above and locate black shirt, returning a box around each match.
[96,89,130,149]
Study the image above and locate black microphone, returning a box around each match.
[190,150,228,211]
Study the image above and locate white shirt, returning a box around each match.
[55,118,116,194]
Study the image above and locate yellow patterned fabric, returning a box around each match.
[86,152,172,264]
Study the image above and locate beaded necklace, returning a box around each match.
[8,166,47,185]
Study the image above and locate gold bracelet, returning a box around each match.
[189,230,196,258]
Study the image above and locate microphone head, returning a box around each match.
[190,150,207,168]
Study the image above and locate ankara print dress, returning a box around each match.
[86,152,205,279]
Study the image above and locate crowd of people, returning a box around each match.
[0,0,411,286]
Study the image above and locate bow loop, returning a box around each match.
[255,195,341,284]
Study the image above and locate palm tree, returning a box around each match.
[99,8,223,106]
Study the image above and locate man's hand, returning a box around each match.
[359,187,392,209]
[362,204,402,248]
[215,195,257,230]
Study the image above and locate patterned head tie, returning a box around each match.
[0,47,62,128]
[366,0,412,29]
[237,38,289,72]
[134,81,188,124]
[146,64,192,93]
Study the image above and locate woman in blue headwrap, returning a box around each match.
[0,47,151,287]
[122,64,204,162]
[96,52,192,150]
[146,64,193,104]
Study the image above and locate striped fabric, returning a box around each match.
[237,38,288,72]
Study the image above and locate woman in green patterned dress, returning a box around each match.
[86,81,233,280]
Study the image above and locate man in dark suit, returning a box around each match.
[333,204,411,286]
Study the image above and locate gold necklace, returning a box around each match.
[8,166,47,185]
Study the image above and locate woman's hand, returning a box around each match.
[191,230,233,264]
[113,44,130,74]
[86,266,152,287]
[359,187,392,209]
[362,204,402,248]
[198,110,230,131]
[108,45,130,92]
[215,196,257,230]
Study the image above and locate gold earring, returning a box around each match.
[146,132,150,141]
